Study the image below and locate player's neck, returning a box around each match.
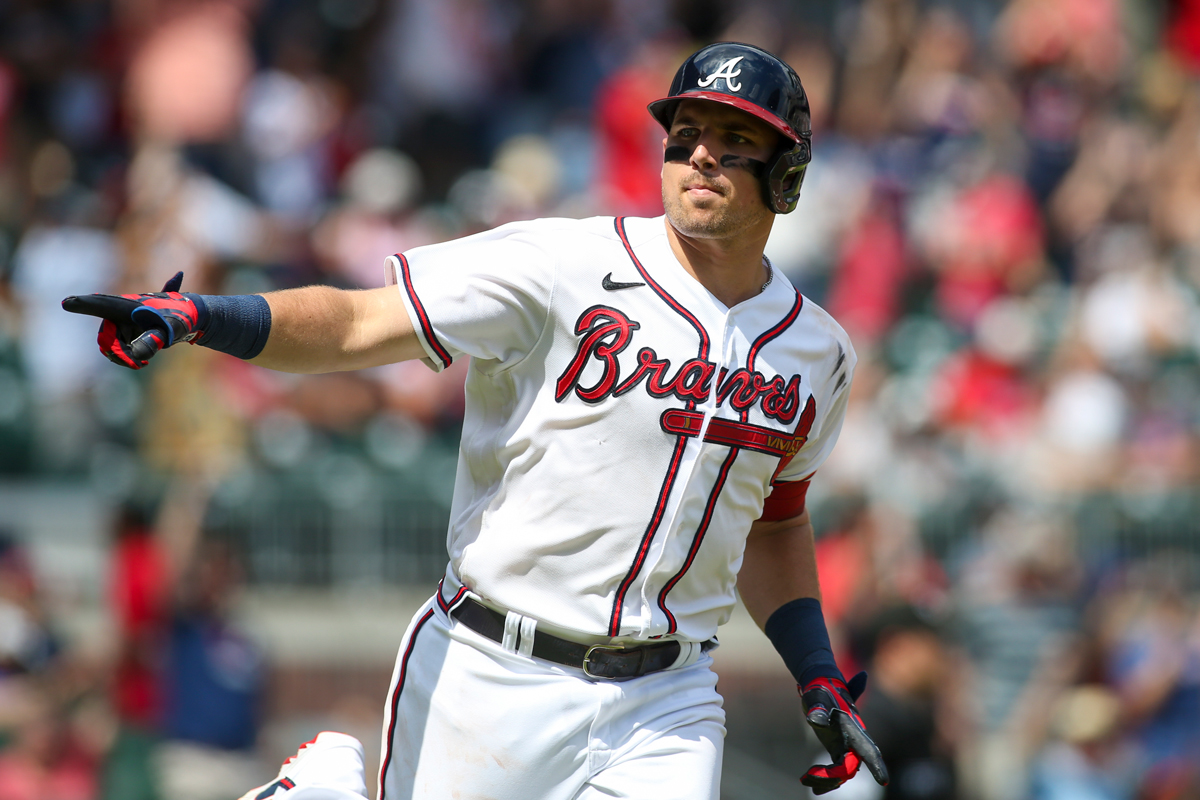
[663,218,773,308]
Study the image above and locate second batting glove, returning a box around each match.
[800,672,889,795]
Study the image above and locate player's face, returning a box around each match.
[661,99,782,240]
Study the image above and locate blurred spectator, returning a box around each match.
[160,537,264,745]
[448,133,566,228]
[103,505,165,800]
[0,536,101,800]
[240,67,341,222]
[854,605,956,800]
[813,495,948,678]
[914,168,1046,331]
[312,147,434,288]
[825,185,908,346]
[370,0,514,201]
[1031,351,1130,495]
[10,195,119,395]
[1029,685,1138,800]
[10,191,119,472]
[104,486,268,800]
[1098,559,1200,794]
[594,37,681,216]
[954,511,1084,800]
[1074,227,1192,376]
[125,4,254,145]
[0,536,59,679]
[115,142,277,295]
[159,494,267,800]
[995,0,1127,87]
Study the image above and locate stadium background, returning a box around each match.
[1,0,1199,798]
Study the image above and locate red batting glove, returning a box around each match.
[61,272,205,369]
[800,672,889,795]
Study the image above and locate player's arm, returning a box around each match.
[740,504,890,794]
[739,507,821,623]
[62,272,427,373]
[252,285,426,373]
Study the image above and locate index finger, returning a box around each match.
[62,293,138,321]
[843,719,889,786]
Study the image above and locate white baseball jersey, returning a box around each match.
[386,215,855,644]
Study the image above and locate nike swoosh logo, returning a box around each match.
[602,273,646,291]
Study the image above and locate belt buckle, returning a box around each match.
[582,644,626,679]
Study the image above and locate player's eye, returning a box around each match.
[673,126,699,138]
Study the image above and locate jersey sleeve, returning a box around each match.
[764,336,856,514]
[385,223,557,373]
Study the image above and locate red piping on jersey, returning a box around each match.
[608,435,689,637]
[435,577,468,613]
[434,578,465,618]
[395,253,454,368]
[657,447,740,632]
[378,608,435,800]
[656,288,807,630]
[744,288,803,420]
[614,217,710,404]
[745,288,817,484]
[606,217,712,637]
[771,394,817,482]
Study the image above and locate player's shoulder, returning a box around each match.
[800,294,854,351]
[776,278,857,369]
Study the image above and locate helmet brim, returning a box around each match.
[647,91,803,143]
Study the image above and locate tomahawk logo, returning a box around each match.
[696,56,745,92]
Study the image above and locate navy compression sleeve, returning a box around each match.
[764,598,844,686]
[186,294,272,360]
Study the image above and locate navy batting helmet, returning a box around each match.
[649,42,812,214]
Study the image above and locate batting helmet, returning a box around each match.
[648,42,812,214]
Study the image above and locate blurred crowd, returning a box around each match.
[1,0,1199,798]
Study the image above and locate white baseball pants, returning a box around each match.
[376,595,726,800]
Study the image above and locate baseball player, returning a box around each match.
[65,42,889,799]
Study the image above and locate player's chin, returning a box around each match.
[669,194,723,221]
[683,197,725,216]
[664,192,734,236]
[668,211,731,239]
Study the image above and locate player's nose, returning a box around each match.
[689,140,718,172]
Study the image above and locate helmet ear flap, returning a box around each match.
[795,138,812,164]
[764,138,811,214]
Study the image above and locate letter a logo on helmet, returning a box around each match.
[696,56,745,92]
[648,42,812,214]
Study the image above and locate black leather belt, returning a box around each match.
[450,597,695,680]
